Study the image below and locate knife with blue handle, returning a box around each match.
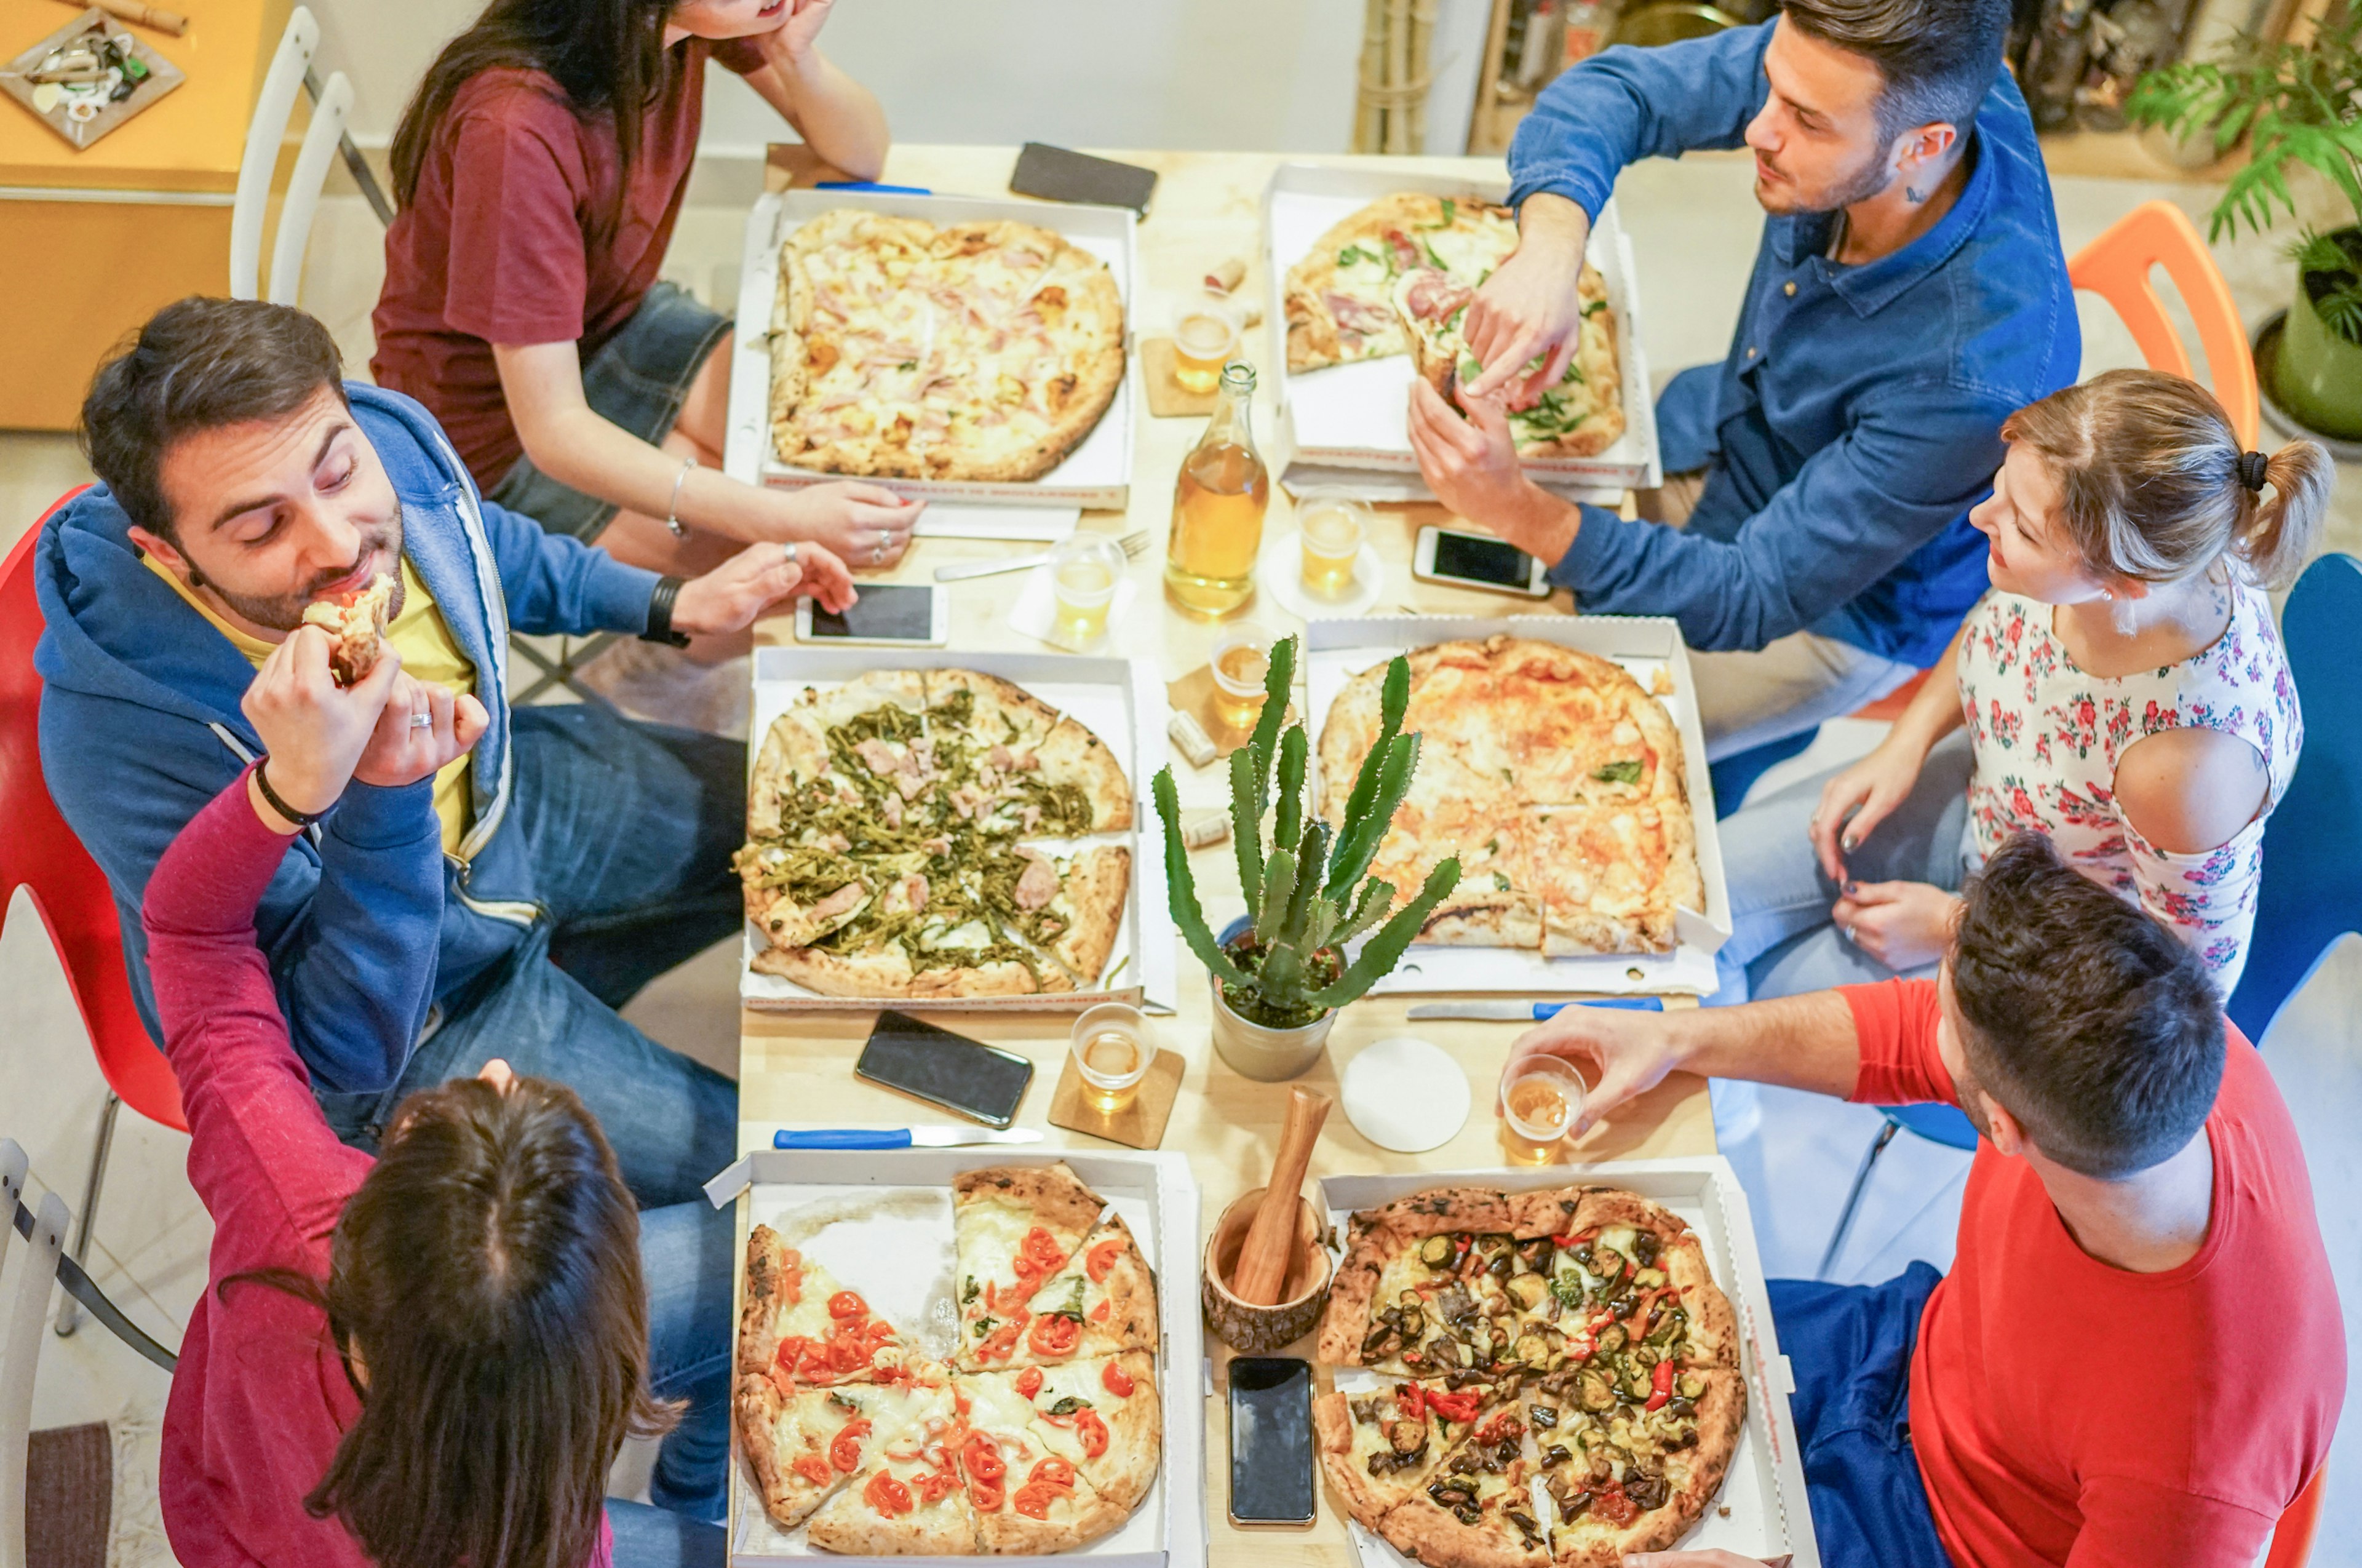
[1405,998,1664,1022]
[814,181,934,195]
[773,1126,1044,1150]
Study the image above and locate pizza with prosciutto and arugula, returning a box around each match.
[734,1164,1162,1553]
[1313,1185,1745,1568]
[769,210,1126,483]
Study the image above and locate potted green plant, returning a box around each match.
[1151,635,1460,1081]
[2128,11,2362,439]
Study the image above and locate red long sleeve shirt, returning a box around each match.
[143,773,613,1566]
[1843,979,2342,1568]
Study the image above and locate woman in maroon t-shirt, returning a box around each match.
[374,0,912,696]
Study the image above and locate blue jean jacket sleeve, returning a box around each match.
[1551,381,2013,651]
[479,494,662,639]
[1508,26,1768,217]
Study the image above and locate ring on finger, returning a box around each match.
[1845,921,1858,944]
[409,711,434,730]
[783,541,799,566]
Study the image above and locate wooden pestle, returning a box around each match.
[1230,1086,1330,1306]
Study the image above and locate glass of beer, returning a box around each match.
[1048,532,1125,647]
[1501,1054,1585,1161]
[1208,629,1273,734]
[1072,1003,1155,1115]
[1295,487,1369,597]
[1171,298,1242,396]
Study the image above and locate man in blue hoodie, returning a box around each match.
[37,297,855,1208]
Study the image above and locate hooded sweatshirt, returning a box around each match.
[35,382,662,1094]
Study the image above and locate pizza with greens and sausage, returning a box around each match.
[1313,1185,1744,1567]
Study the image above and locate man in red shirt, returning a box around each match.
[1507,833,2343,1568]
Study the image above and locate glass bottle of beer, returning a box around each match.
[1164,361,1270,616]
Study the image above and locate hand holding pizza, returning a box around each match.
[1503,1005,1682,1136]
[242,627,407,821]
[675,538,856,639]
[769,480,923,571]
[1829,880,1960,973]
[1407,381,1577,566]
[1459,193,1592,407]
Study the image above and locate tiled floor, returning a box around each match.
[2,148,2355,1560]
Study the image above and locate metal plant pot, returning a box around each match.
[1209,916,1338,1081]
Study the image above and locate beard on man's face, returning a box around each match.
[204,502,405,633]
[1754,138,1894,217]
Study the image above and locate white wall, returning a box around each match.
[313,0,1371,157]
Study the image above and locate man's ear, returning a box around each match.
[1980,1091,2027,1158]
[127,525,186,575]
[1895,122,1959,173]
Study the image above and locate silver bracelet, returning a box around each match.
[665,455,696,539]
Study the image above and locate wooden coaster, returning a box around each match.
[1140,339,1219,418]
[1048,1046,1187,1148]
[1167,665,1296,761]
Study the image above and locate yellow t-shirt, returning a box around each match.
[143,553,479,854]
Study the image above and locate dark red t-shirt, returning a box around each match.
[371,38,764,488]
[1843,979,2344,1568]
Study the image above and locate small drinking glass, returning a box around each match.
[1294,487,1369,597]
[1171,297,1243,396]
[1501,1054,1586,1160]
[1048,532,1125,648]
[1072,1003,1155,1115]
[1208,627,1274,735]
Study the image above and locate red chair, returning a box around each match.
[1,488,187,1338]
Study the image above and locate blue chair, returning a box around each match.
[2228,553,2362,1043]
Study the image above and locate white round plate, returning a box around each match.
[1257,534,1384,621]
[1339,1035,1472,1153]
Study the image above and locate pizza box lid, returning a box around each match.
[1297,615,1732,998]
[1314,1160,1820,1568]
[724,188,1138,511]
[710,1145,1205,1568]
[1258,162,1663,501]
[738,644,1179,1015]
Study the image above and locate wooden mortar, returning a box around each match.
[1201,1185,1332,1353]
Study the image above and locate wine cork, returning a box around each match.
[1203,258,1247,295]
[1169,710,1218,767]
[1181,811,1231,850]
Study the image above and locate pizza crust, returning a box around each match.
[970,1470,1128,1555]
[955,1164,1106,1243]
[1036,717,1135,832]
[1377,1491,1549,1568]
[1047,846,1130,989]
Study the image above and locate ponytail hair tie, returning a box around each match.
[2236,450,2269,492]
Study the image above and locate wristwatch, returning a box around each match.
[252,761,328,828]
[642,576,693,648]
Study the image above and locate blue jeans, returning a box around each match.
[1768,1265,1955,1568]
[607,1498,725,1568]
[634,1197,735,1529]
[489,281,733,543]
[1708,728,1976,1005]
[320,704,742,1207]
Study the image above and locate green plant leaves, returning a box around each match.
[1153,766,1250,987]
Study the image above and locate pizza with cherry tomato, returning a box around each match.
[952,1163,1131,1370]
[1312,1185,1744,1567]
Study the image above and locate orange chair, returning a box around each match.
[2067,198,2261,448]
[1,489,188,1337]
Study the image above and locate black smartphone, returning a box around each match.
[1010,141,1158,216]
[1227,1356,1316,1527]
[1414,525,1552,597]
[856,1010,1035,1129]
[797,583,949,646]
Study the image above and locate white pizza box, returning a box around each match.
[1315,1160,1819,1568]
[707,1147,1206,1568]
[739,644,1179,1014]
[1299,615,1729,997]
[725,188,1138,509]
[1259,162,1662,502]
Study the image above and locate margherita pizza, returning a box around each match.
[1282,193,1624,458]
[737,669,1134,998]
[1318,636,1701,955]
[770,210,1126,482]
[734,1164,1163,1554]
[1314,1185,1744,1567]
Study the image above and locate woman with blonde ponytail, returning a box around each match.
[1714,367,2332,1003]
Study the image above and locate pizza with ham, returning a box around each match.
[299,571,394,686]
[769,210,1126,483]
[733,1164,1164,1553]
[736,669,1134,998]
[1312,1185,1744,1567]
[1317,636,1701,955]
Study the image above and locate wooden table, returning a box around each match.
[739,143,1718,1568]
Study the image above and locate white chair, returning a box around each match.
[229,5,386,305]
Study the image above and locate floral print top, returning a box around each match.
[1957,586,2301,992]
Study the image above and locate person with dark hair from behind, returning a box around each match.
[141,622,726,1563]
[1409,0,2080,760]
[39,298,849,1291]
[1506,834,2344,1568]
[373,0,915,727]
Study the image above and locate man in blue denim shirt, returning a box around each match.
[1410,0,2078,760]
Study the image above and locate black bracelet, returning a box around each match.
[253,762,328,828]
[643,576,693,648]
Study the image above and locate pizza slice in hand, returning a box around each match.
[952,1165,1103,1368]
[1314,1376,1497,1520]
[805,1380,979,1553]
[738,1225,909,1391]
[1393,263,1623,458]
[300,571,394,686]
[999,1214,1159,1364]
[1375,1403,1549,1568]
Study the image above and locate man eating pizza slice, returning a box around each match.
[1505,833,2343,1568]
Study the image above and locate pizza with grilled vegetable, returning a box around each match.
[1313,1184,1744,1567]
[1318,636,1700,955]
[770,210,1126,483]
[737,669,1134,999]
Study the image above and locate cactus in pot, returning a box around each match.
[1152,634,1460,1032]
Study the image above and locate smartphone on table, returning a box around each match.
[856,1010,1035,1129]
[1227,1356,1316,1527]
[795,582,949,646]
[1009,141,1158,216]
[1413,525,1551,598]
